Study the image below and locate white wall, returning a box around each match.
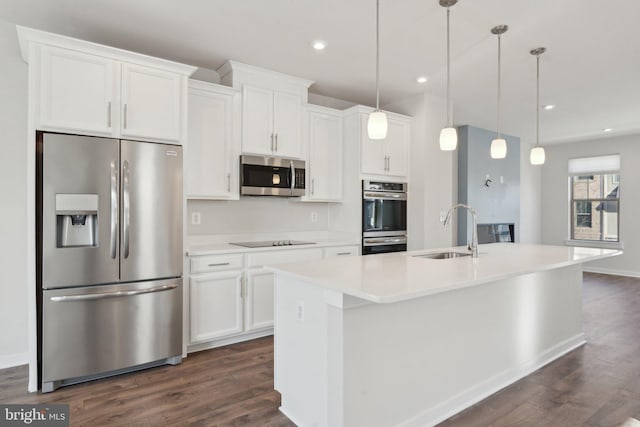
[187,198,329,235]
[541,134,640,276]
[0,19,29,367]
[520,142,542,244]
[384,93,454,250]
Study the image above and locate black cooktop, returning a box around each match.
[229,240,316,248]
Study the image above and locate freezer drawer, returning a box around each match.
[41,279,182,388]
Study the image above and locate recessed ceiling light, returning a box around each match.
[416,76,428,84]
[312,40,327,50]
[603,128,612,132]
[543,104,555,110]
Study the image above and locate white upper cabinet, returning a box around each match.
[305,106,343,202]
[186,80,239,199]
[217,60,313,159]
[18,26,195,144]
[242,85,302,158]
[120,63,182,142]
[39,46,116,136]
[344,106,411,181]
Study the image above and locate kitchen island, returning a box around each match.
[267,243,621,427]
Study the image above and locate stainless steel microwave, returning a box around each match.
[240,155,306,197]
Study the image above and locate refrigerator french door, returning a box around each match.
[38,132,183,392]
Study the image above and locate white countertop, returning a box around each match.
[266,243,622,303]
[187,239,360,256]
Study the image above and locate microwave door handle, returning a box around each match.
[290,160,295,195]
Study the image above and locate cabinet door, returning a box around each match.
[360,115,387,175]
[273,91,302,158]
[308,110,342,201]
[39,46,115,136]
[187,87,235,198]
[245,268,275,331]
[190,271,243,343]
[242,85,273,155]
[385,118,410,177]
[121,63,182,142]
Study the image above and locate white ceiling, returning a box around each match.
[1,0,639,145]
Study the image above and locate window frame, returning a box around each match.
[569,173,620,243]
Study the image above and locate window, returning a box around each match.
[568,155,620,243]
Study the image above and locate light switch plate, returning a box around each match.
[191,212,201,225]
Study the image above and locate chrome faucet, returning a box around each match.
[442,204,479,258]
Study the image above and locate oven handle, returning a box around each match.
[290,160,296,195]
[363,236,407,247]
[363,191,407,201]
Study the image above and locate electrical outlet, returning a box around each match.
[296,301,305,322]
[191,212,201,225]
[311,211,318,223]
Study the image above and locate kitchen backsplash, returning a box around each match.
[187,198,329,235]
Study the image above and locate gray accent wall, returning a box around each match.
[457,125,521,246]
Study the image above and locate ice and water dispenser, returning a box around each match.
[55,194,99,248]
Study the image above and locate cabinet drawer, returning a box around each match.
[324,245,360,258]
[247,248,323,268]
[190,253,244,274]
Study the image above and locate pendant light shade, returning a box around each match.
[529,47,546,165]
[439,0,458,151]
[490,138,507,159]
[440,127,457,151]
[490,25,508,159]
[368,110,388,139]
[368,0,387,140]
[530,146,546,165]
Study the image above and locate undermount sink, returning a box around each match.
[413,251,473,260]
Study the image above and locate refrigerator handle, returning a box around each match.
[49,284,178,302]
[123,160,131,259]
[110,161,118,259]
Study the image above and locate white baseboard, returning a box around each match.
[400,333,586,427]
[583,266,640,278]
[0,352,29,370]
[186,329,273,354]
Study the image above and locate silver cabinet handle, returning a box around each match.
[50,284,178,302]
[387,155,390,172]
[208,262,230,267]
[109,161,118,259]
[311,178,315,195]
[107,101,112,128]
[123,103,128,129]
[336,252,351,256]
[123,160,131,259]
[275,133,278,152]
[290,160,296,195]
[270,133,274,152]
[227,173,231,193]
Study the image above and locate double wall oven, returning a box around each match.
[362,180,407,255]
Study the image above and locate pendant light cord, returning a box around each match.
[536,53,540,147]
[375,0,380,111]
[496,33,502,139]
[446,7,451,127]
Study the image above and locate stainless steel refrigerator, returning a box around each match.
[37,132,183,393]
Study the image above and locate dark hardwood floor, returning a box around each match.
[1,272,639,426]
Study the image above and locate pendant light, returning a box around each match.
[530,47,546,165]
[490,25,508,159]
[439,0,458,151]
[367,0,388,140]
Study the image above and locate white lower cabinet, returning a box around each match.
[245,268,276,331]
[189,270,243,343]
[187,245,355,350]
